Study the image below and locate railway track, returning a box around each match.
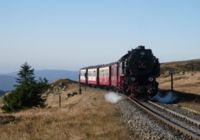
[128,97,200,140]
[84,86,200,139]
[147,101,200,128]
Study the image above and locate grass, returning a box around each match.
[159,60,200,113]
[0,84,133,140]
[158,71,200,95]
[160,59,200,75]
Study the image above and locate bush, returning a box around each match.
[2,63,48,112]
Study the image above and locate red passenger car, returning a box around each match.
[99,66,110,86]
[111,63,118,88]
[80,68,87,84]
[87,67,98,85]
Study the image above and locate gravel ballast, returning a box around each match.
[116,97,190,140]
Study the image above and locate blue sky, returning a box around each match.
[0,0,200,73]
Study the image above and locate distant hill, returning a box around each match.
[0,70,78,91]
[161,59,200,75]
[0,75,16,91]
[0,90,5,96]
[35,70,78,82]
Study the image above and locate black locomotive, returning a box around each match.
[118,46,160,98]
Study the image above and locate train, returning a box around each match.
[79,46,160,98]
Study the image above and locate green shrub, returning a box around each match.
[2,63,48,112]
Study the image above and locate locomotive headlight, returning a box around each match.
[131,77,136,82]
[148,77,154,82]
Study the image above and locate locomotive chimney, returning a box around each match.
[137,45,145,49]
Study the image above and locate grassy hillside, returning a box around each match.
[159,59,200,95]
[160,59,200,75]
[0,80,133,140]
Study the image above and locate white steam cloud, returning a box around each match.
[104,92,123,104]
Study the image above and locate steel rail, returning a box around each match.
[148,101,200,128]
[128,97,200,140]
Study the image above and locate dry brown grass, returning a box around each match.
[159,59,200,95]
[159,60,200,112]
[0,84,132,140]
[158,71,200,95]
[160,59,200,75]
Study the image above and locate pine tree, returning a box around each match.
[2,63,48,112]
[16,62,35,86]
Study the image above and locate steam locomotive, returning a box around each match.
[80,46,160,98]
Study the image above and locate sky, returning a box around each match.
[0,0,200,73]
